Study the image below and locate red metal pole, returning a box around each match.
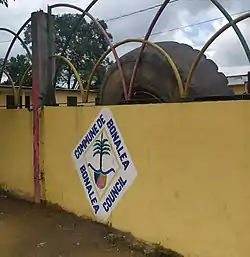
[32,68,40,203]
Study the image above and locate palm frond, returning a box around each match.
[102,151,111,156]
[93,150,101,157]
[93,145,102,152]
[94,140,101,148]
[102,146,111,152]
[102,142,110,148]
[93,132,111,158]
[101,138,109,144]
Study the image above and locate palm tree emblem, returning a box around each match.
[88,132,115,189]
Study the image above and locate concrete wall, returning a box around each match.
[0,109,33,197]
[1,101,250,257]
[42,102,250,257]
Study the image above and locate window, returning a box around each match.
[25,96,30,109]
[95,97,99,105]
[67,96,77,106]
[19,96,23,108]
[6,95,26,109]
[6,95,16,109]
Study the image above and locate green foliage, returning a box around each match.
[24,13,113,89]
[0,0,8,7]
[0,0,14,7]
[0,55,32,86]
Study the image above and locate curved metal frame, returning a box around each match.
[2,70,18,106]
[85,38,184,103]
[0,18,31,82]
[128,0,172,99]
[18,65,31,94]
[0,28,31,59]
[0,1,248,206]
[17,65,32,106]
[0,1,249,103]
[185,12,250,94]
[51,55,85,102]
[51,0,99,88]
[127,0,250,99]
[49,3,128,100]
[210,0,250,63]
[18,56,84,103]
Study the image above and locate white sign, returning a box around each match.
[72,108,137,222]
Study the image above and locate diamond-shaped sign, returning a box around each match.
[72,108,137,222]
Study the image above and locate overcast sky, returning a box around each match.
[0,0,250,76]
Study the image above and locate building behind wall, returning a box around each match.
[227,74,248,94]
[0,73,247,108]
[0,85,98,109]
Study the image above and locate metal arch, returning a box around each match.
[128,0,172,99]
[85,38,183,103]
[0,1,247,106]
[0,27,32,107]
[51,55,85,102]
[49,3,128,100]
[51,0,99,88]
[0,28,31,59]
[2,70,18,106]
[185,12,250,94]
[0,18,31,82]
[210,0,250,63]
[17,65,32,104]
[127,0,250,99]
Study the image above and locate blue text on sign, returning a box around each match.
[74,114,106,159]
[80,164,100,214]
[102,176,128,213]
[106,118,130,171]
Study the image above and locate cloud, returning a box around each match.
[0,0,250,75]
[209,17,250,67]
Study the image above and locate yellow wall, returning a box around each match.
[0,109,33,198]
[1,101,250,257]
[231,84,246,94]
[0,87,97,108]
[42,102,250,257]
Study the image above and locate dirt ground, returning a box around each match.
[0,194,146,257]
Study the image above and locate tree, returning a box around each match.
[0,55,32,86]
[0,0,14,7]
[24,13,113,89]
[87,132,115,189]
